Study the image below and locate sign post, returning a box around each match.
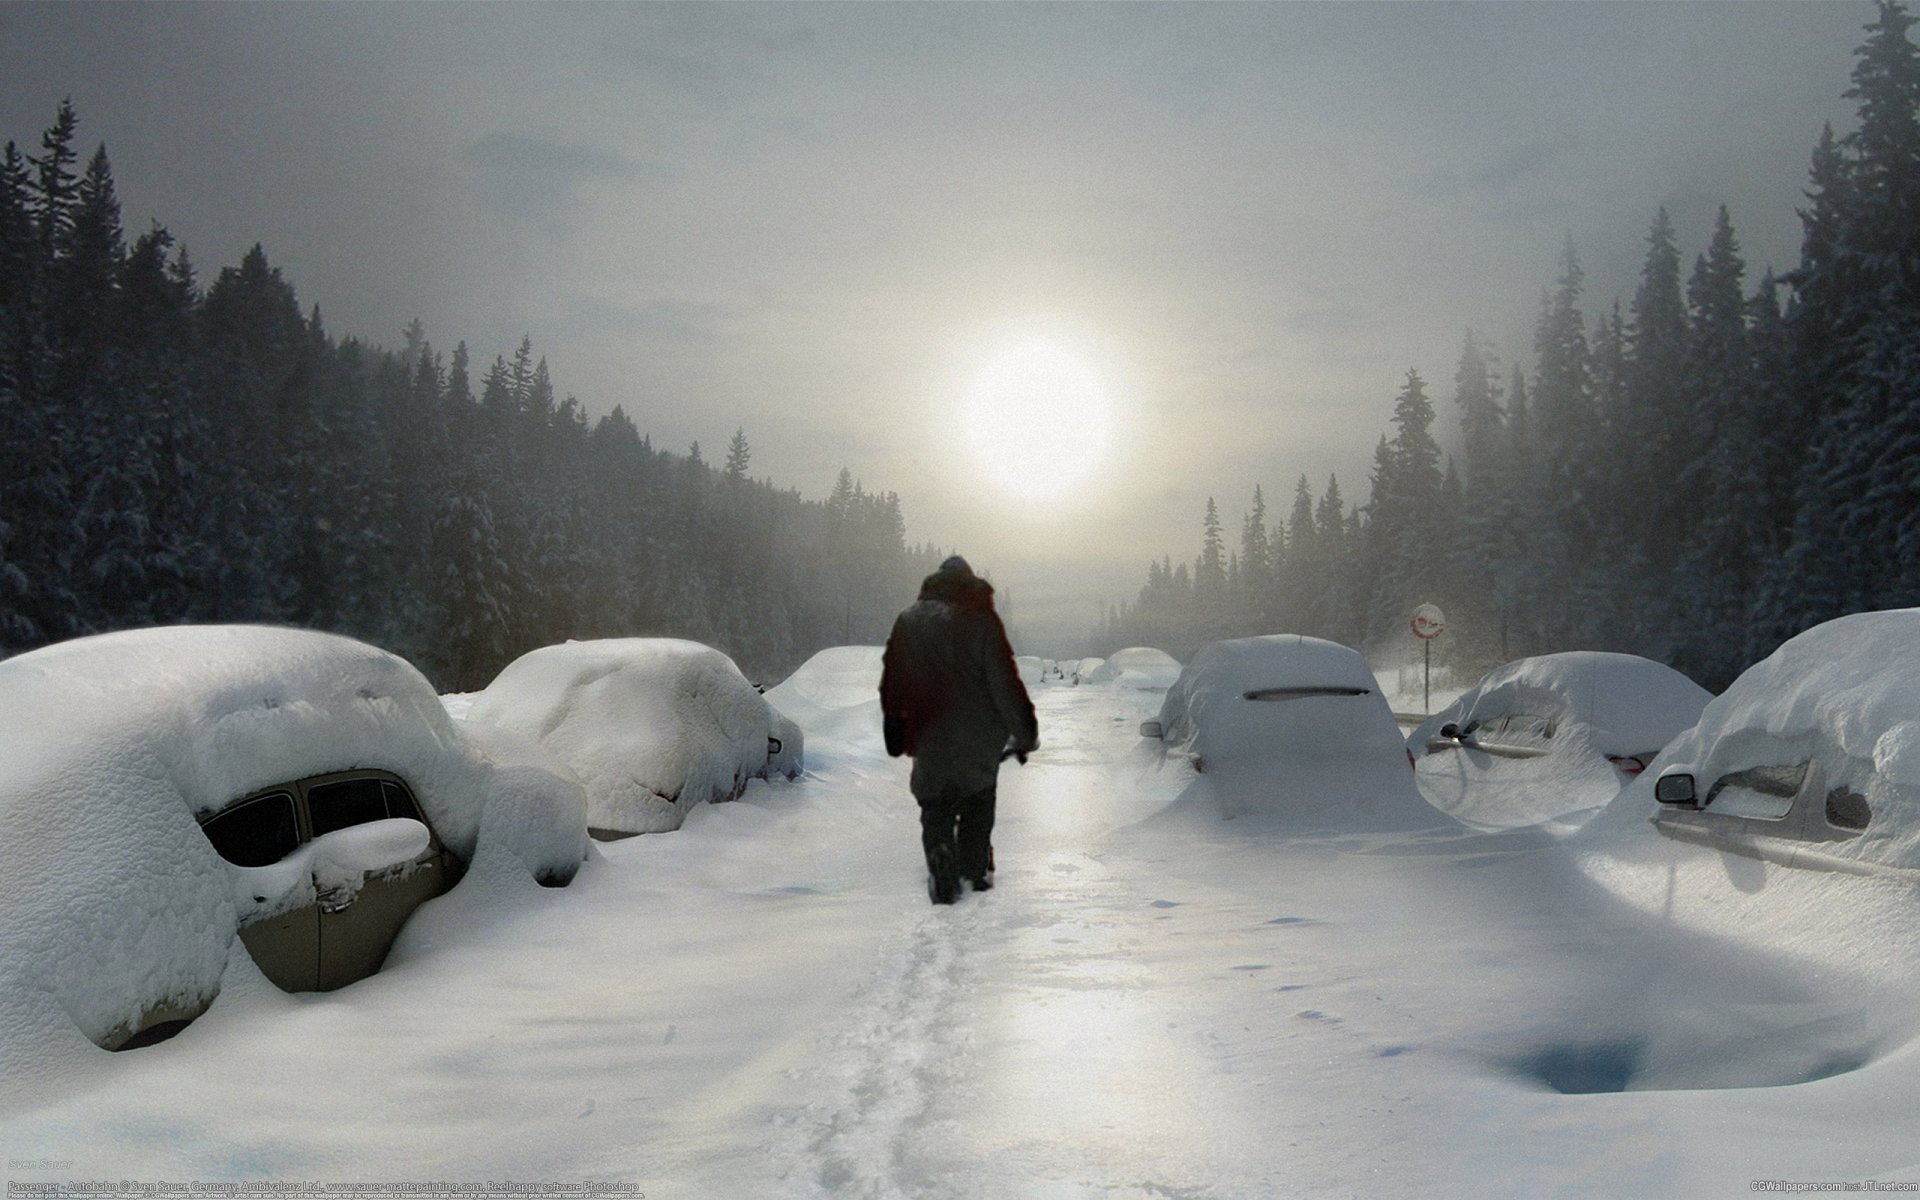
[1410,603,1447,714]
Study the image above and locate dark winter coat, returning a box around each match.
[879,563,1039,801]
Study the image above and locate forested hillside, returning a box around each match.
[1099,1,1920,691]
[0,103,940,688]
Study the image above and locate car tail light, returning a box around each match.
[1407,749,1417,771]
[1607,754,1648,776]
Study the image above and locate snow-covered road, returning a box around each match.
[7,683,1920,1197]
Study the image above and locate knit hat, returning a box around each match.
[940,554,972,574]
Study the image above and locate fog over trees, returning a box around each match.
[6,5,1920,692]
[1097,1,1920,692]
[0,102,942,687]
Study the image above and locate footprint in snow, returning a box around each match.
[1150,899,1181,908]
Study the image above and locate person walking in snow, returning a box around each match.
[880,555,1039,905]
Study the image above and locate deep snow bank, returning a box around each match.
[464,639,782,837]
[0,625,586,1065]
[1409,652,1711,832]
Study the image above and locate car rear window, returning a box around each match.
[1242,686,1372,701]
[201,792,300,867]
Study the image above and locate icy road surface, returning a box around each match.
[7,684,1920,1197]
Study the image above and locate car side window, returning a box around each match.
[201,792,300,867]
[1825,787,1871,831]
[381,779,422,823]
[307,776,395,837]
[1704,763,1807,821]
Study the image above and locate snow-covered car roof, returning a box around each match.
[1408,652,1711,831]
[462,638,784,837]
[1085,646,1182,689]
[0,624,587,1060]
[1152,635,1441,828]
[1632,609,1920,873]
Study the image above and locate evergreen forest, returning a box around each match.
[1096,1,1920,692]
[0,101,942,689]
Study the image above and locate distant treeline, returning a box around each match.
[1098,1,1920,692]
[0,102,942,688]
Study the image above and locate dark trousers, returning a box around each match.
[919,786,997,881]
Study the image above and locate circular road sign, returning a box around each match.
[1411,604,1447,640]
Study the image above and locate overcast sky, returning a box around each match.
[1,1,1871,652]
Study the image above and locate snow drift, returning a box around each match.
[1408,652,1711,832]
[0,624,587,1062]
[463,638,786,837]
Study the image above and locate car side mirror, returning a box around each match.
[768,736,783,756]
[310,818,431,887]
[1653,773,1698,808]
[1139,720,1164,740]
[1439,722,1461,740]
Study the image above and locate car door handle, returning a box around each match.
[316,886,357,914]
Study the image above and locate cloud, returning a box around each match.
[461,132,645,224]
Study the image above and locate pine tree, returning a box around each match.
[1670,207,1765,686]
[724,426,751,483]
[1238,485,1272,630]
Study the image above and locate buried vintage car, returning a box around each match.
[1648,609,1920,874]
[1409,652,1712,831]
[0,625,588,1055]
[460,638,800,840]
[1142,635,1442,828]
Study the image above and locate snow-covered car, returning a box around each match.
[1014,654,1047,686]
[0,625,588,1054]
[763,645,885,753]
[1409,652,1711,831]
[1648,609,1920,874]
[462,638,796,839]
[1141,635,1439,828]
[1085,646,1183,690]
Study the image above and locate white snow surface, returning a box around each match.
[9,634,1920,1195]
[1084,645,1182,689]
[1153,635,1446,830]
[0,624,586,1079]
[1408,651,1712,832]
[463,638,780,836]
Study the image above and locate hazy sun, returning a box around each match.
[963,341,1113,501]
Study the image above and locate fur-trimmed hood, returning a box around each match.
[917,563,996,614]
